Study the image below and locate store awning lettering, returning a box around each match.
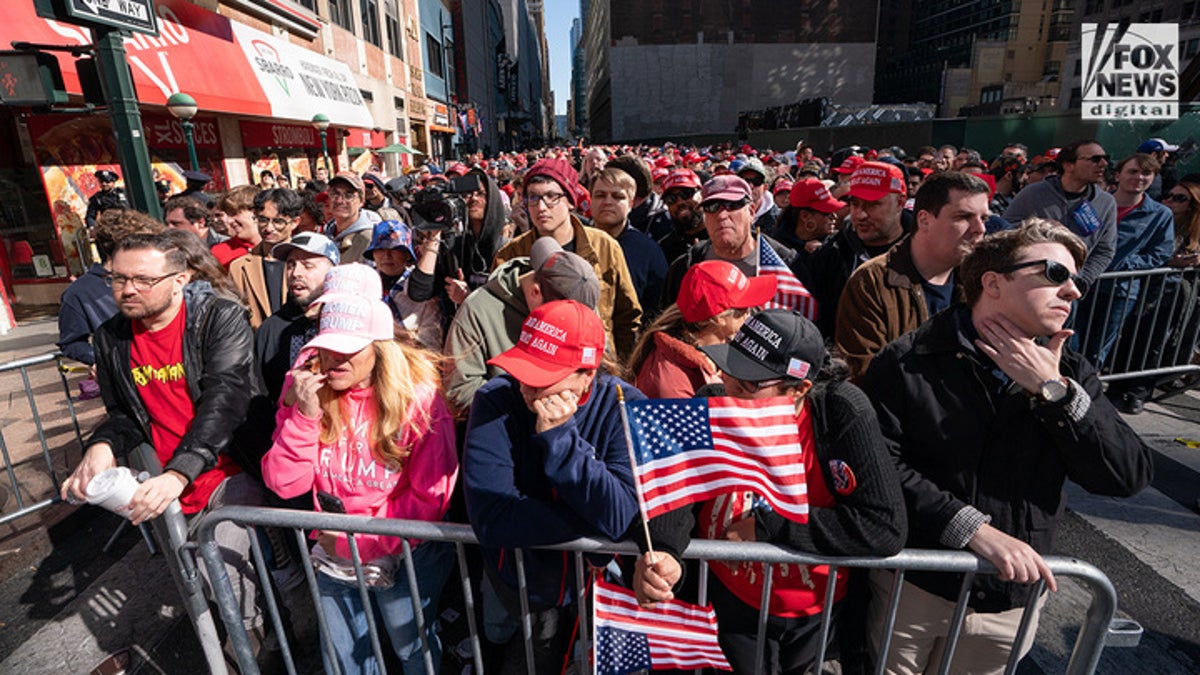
[6,0,374,127]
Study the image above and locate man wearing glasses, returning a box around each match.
[661,174,807,310]
[229,188,304,328]
[861,220,1152,674]
[61,230,270,653]
[322,171,381,264]
[492,157,643,360]
[1003,139,1117,295]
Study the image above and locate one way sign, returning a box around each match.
[65,0,159,36]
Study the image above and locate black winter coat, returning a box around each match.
[88,283,260,484]
[862,306,1153,611]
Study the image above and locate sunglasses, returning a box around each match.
[662,190,697,205]
[1000,259,1080,286]
[739,173,766,187]
[1079,154,1109,164]
[701,198,750,214]
[1164,192,1192,204]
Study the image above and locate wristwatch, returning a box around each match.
[1038,378,1069,404]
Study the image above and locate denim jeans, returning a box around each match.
[316,540,453,675]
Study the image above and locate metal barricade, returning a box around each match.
[127,444,231,675]
[195,506,1131,675]
[0,352,87,526]
[1075,267,1200,382]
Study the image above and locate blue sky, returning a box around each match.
[543,1,578,116]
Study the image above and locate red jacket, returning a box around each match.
[633,332,720,399]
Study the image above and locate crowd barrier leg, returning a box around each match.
[128,444,229,675]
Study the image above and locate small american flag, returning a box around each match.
[625,397,809,522]
[594,578,731,673]
[759,237,817,320]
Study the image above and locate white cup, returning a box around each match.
[85,467,140,519]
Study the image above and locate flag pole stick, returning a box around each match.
[591,572,599,675]
[616,386,655,558]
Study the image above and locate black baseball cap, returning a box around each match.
[701,309,827,383]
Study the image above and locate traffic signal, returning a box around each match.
[0,51,68,106]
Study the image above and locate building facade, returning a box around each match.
[874,0,1072,117]
[582,0,879,143]
[0,0,431,308]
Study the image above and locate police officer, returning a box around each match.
[180,170,213,208]
[85,170,129,229]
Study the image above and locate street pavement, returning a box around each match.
[0,317,1198,674]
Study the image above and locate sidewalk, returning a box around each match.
[0,313,198,674]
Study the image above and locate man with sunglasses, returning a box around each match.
[1003,139,1117,295]
[660,175,805,311]
[862,221,1152,674]
[649,169,708,264]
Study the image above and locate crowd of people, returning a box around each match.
[54,135,1189,674]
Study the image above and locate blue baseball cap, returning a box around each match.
[271,232,340,265]
[1137,138,1179,153]
[364,220,415,261]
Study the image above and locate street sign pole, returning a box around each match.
[92,26,160,219]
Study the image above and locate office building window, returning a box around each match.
[362,0,381,46]
[329,0,352,30]
[385,0,403,59]
[426,32,444,78]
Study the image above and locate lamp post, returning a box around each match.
[312,113,331,176]
[166,92,200,171]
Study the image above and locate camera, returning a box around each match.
[410,173,482,232]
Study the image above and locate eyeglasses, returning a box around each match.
[1000,259,1079,287]
[255,216,295,229]
[1079,154,1110,164]
[701,198,750,214]
[662,190,697,205]
[464,189,487,202]
[739,173,765,187]
[525,192,567,208]
[1164,192,1192,204]
[105,270,183,291]
[327,190,359,202]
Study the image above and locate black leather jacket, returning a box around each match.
[87,282,258,484]
[862,306,1153,611]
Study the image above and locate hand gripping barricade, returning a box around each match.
[1076,267,1200,382]
[194,506,1139,675]
[0,352,87,526]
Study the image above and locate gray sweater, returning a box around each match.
[1002,176,1116,293]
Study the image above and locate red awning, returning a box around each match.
[6,0,373,127]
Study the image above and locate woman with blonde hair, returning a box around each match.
[629,259,776,398]
[262,278,457,675]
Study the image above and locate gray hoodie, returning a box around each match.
[443,257,533,415]
[1002,175,1117,293]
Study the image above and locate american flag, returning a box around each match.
[625,396,809,522]
[594,578,731,673]
[759,237,817,320]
